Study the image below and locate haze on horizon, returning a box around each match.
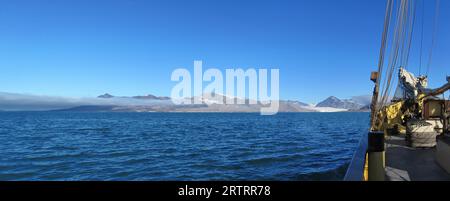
[0,0,449,104]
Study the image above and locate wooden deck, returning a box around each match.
[385,135,450,181]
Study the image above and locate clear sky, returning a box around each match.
[0,0,448,103]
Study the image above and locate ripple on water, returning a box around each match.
[0,112,368,180]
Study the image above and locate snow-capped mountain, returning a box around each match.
[0,92,371,112]
[316,96,369,110]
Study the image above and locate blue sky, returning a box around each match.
[0,0,448,103]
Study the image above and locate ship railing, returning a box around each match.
[344,132,368,181]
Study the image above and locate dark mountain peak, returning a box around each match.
[98,93,114,98]
[317,96,341,105]
[316,96,362,110]
[132,94,171,100]
[133,94,157,99]
[326,96,340,101]
[97,93,170,100]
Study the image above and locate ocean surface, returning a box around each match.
[0,112,369,181]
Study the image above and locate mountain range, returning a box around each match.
[0,92,370,112]
[98,93,171,100]
[316,95,371,110]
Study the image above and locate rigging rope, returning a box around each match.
[419,0,425,75]
[404,0,417,68]
[426,0,440,76]
[379,0,401,106]
[372,0,394,118]
[380,0,409,106]
[374,0,442,119]
[377,0,420,108]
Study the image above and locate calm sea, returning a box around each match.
[0,112,369,181]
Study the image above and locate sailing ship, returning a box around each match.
[345,0,450,181]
